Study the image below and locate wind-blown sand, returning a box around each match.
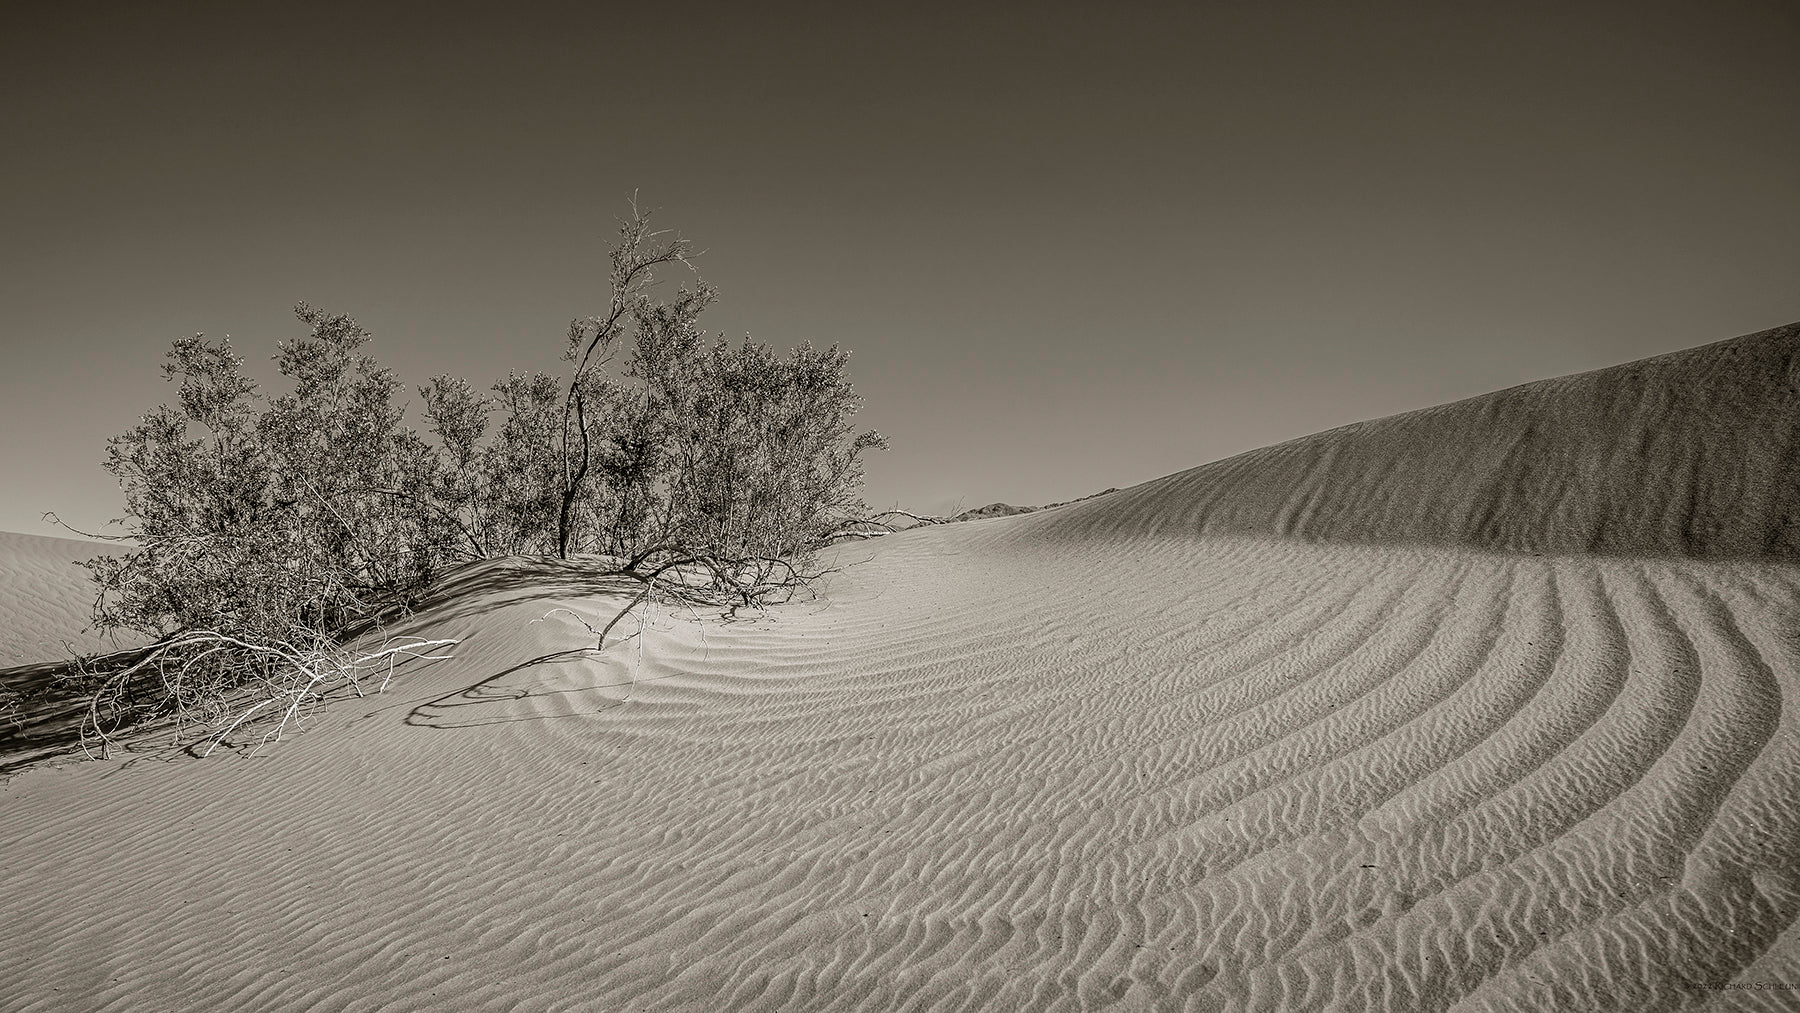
[0,532,125,668]
[2,324,1798,1011]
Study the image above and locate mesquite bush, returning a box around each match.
[70,200,885,753]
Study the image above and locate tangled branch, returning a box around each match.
[817,509,947,543]
[69,631,457,759]
[541,544,842,649]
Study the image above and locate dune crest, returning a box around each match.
[1032,321,1800,559]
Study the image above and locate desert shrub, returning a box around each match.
[74,308,465,753]
[554,202,886,567]
[91,306,457,643]
[482,371,566,555]
[632,332,887,560]
[414,372,492,560]
[71,200,886,755]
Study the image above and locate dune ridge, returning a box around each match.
[2,323,1797,1011]
[1030,321,1800,559]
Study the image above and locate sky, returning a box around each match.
[3,0,1798,538]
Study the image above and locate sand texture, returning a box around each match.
[0,532,125,669]
[1063,321,1800,559]
[2,323,1798,1011]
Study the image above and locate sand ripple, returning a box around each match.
[1,520,1795,1011]
[7,324,1800,1009]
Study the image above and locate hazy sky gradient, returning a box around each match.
[4,0,1798,538]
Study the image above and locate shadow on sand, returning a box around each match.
[0,556,652,769]
[0,658,94,775]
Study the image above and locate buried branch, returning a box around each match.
[605,545,838,634]
[534,546,842,655]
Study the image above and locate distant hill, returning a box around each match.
[951,503,1036,522]
[950,488,1121,523]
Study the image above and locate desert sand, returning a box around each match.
[0,532,132,669]
[2,324,1798,1011]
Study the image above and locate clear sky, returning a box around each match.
[4,0,1798,538]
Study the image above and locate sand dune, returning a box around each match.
[2,324,1797,1011]
[0,531,127,669]
[1047,321,1800,558]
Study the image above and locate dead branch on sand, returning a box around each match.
[592,545,840,643]
[527,546,843,665]
[817,509,946,543]
[67,631,457,760]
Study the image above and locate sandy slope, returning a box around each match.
[2,323,1798,1012]
[0,531,125,669]
[1068,321,1800,559]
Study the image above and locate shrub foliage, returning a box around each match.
[70,203,884,753]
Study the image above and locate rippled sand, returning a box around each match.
[3,324,1798,1011]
